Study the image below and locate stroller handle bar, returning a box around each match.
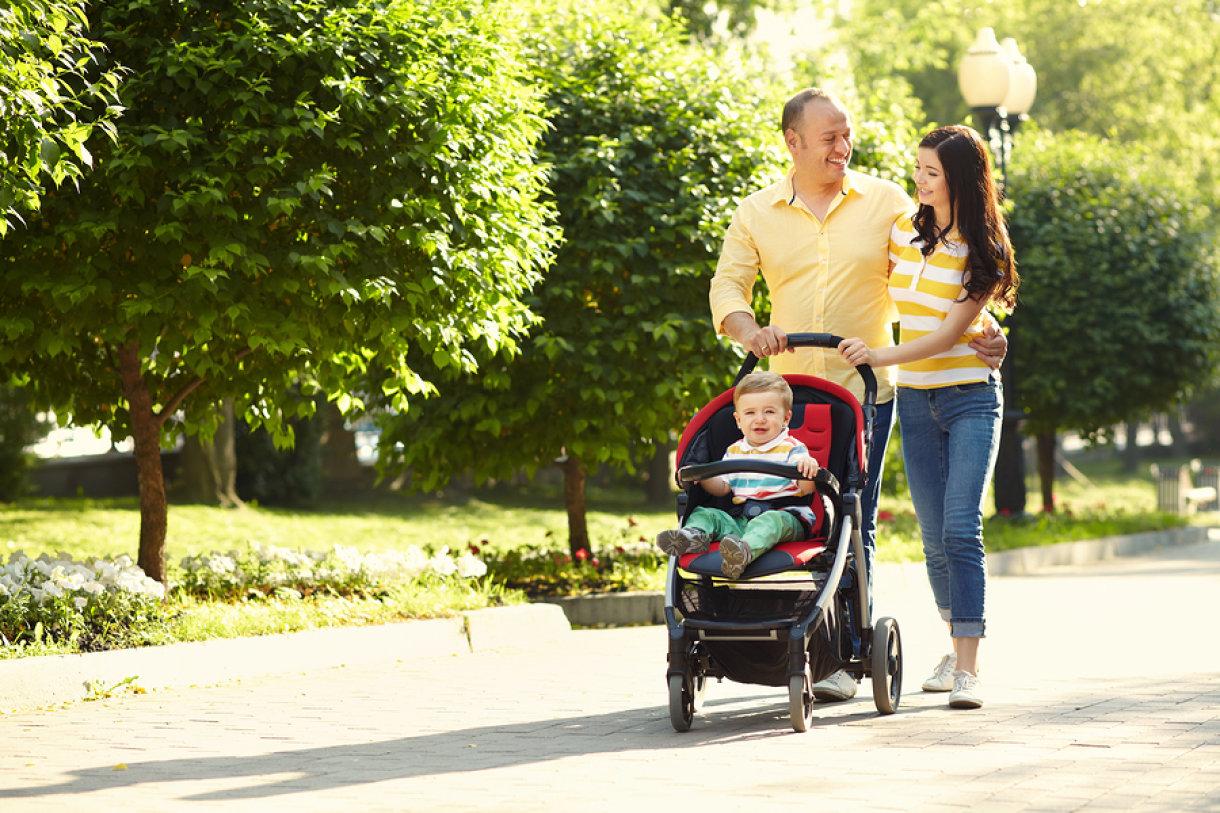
[677,460,841,496]
[734,332,877,408]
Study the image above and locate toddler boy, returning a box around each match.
[657,371,819,578]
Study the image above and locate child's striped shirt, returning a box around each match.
[722,430,816,527]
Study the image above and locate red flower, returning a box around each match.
[468,543,481,555]
[615,545,626,554]
[591,557,601,568]
[574,548,590,562]
[877,510,894,522]
[998,508,1013,517]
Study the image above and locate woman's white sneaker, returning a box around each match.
[921,653,957,692]
[948,670,982,709]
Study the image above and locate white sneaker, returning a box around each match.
[921,653,957,692]
[812,669,858,702]
[948,670,982,709]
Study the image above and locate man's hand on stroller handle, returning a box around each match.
[744,324,794,357]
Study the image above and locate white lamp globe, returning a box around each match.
[958,27,1010,108]
[1000,37,1038,116]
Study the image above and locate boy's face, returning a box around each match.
[733,391,791,446]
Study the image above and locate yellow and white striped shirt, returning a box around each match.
[889,215,995,389]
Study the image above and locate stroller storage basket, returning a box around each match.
[677,578,820,625]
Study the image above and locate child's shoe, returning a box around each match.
[655,527,712,556]
[719,534,753,579]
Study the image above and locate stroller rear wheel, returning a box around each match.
[788,674,814,732]
[668,674,694,732]
[871,616,903,714]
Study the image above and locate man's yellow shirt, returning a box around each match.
[710,169,913,404]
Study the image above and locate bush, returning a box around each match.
[0,552,170,651]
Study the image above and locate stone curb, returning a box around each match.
[542,526,1217,627]
[0,603,569,714]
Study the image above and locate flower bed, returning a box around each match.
[0,552,169,652]
[0,543,500,657]
[482,540,666,598]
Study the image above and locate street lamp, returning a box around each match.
[958,27,1038,517]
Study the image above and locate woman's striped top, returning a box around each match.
[888,214,995,389]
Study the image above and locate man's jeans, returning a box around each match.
[860,398,896,579]
[897,379,1002,638]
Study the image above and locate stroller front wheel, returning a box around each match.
[668,674,694,732]
[788,674,814,732]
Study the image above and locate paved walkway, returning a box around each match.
[2,541,1219,812]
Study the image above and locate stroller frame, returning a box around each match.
[663,333,903,732]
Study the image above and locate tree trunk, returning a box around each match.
[560,453,590,556]
[118,342,168,583]
[644,441,673,505]
[320,402,368,493]
[1166,409,1188,456]
[992,326,1028,516]
[1036,431,1056,513]
[177,399,242,507]
[1122,419,1141,473]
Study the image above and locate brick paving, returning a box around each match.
[1,539,1218,812]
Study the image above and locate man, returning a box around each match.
[709,88,1007,701]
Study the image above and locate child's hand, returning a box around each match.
[837,337,875,367]
[793,455,819,479]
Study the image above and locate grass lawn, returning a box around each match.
[1,457,1199,568]
[1,457,1207,659]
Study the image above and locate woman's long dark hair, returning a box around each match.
[911,125,1018,308]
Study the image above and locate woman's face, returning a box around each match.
[913,146,949,212]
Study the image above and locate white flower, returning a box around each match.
[427,551,457,577]
[456,553,487,579]
[74,597,88,610]
[42,582,64,600]
[401,546,427,577]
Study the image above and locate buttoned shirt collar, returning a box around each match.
[772,169,866,207]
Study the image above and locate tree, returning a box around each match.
[0,0,122,235]
[374,0,787,554]
[1007,132,1220,510]
[840,0,1220,205]
[0,0,557,581]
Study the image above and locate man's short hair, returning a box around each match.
[733,371,793,411]
[781,88,836,133]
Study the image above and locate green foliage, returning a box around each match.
[375,0,786,490]
[840,0,1220,205]
[1007,132,1220,437]
[0,0,122,236]
[0,385,46,501]
[0,0,557,440]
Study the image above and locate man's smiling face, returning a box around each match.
[786,98,853,185]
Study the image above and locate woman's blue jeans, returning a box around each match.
[897,378,1002,638]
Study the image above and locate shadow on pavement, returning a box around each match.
[0,694,937,802]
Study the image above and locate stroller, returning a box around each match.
[664,333,902,732]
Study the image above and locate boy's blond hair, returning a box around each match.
[733,371,793,411]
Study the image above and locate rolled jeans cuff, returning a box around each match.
[950,618,985,638]
[937,606,951,623]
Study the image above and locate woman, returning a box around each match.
[838,124,1018,709]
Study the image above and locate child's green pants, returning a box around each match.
[684,506,803,556]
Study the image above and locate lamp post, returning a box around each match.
[958,27,1037,517]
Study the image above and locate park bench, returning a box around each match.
[1151,460,1219,514]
